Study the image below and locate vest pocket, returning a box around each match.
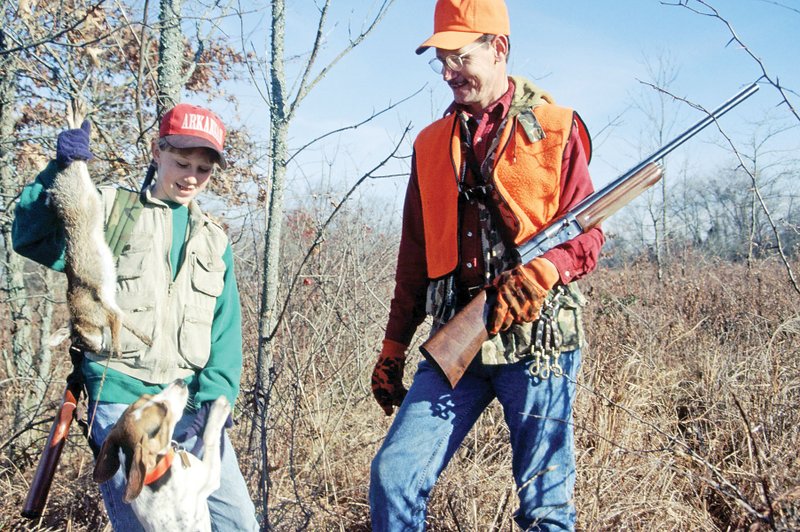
[556,282,587,350]
[115,234,150,280]
[116,293,155,355]
[191,252,225,297]
[179,305,212,368]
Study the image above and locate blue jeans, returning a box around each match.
[370,350,581,531]
[88,401,259,531]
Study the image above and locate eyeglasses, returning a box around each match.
[428,39,490,75]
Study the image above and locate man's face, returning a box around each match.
[151,143,215,205]
[436,36,507,114]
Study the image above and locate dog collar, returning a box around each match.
[143,447,175,486]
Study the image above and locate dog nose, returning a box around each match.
[171,379,188,390]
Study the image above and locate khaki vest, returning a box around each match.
[414,103,578,279]
[85,187,229,384]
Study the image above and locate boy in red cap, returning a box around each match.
[13,103,258,530]
[369,0,603,530]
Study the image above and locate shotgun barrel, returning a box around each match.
[21,379,82,519]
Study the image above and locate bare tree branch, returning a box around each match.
[0,0,118,56]
[287,0,394,122]
[661,0,799,122]
[751,0,800,16]
[270,123,412,340]
[641,81,800,294]
[286,85,424,165]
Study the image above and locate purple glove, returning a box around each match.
[175,401,233,457]
[56,120,94,168]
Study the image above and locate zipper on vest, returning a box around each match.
[165,205,174,281]
[163,206,177,300]
[164,200,175,302]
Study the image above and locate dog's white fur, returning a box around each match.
[93,380,231,532]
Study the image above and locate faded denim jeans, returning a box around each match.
[370,349,582,531]
[88,401,259,531]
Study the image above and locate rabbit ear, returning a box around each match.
[93,432,121,483]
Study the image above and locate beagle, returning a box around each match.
[93,380,230,532]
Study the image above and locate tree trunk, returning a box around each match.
[247,3,396,525]
[157,0,184,114]
[254,1,289,525]
[0,29,39,450]
[746,162,759,269]
[658,160,667,279]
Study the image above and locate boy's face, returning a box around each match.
[151,142,215,205]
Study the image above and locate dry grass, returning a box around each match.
[576,254,800,531]
[1,245,798,531]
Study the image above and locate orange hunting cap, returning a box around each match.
[416,0,510,55]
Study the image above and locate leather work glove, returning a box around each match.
[56,120,94,168]
[175,401,233,457]
[488,257,560,335]
[371,339,408,416]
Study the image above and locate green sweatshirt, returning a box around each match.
[12,162,243,411]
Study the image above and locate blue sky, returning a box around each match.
[218,0,799,212]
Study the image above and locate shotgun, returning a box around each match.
[419,82,760,388]
[21,370,83,519]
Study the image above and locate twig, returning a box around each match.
[0,1,110,56]
[732,395,777,530]
[287,0,396,121]
[446,495,464,532]
[269,124,412,340]
[0,417,53,452]
[285,86,424,165]
[661,0,799,122]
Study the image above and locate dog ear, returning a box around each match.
[93,432,121,483]
[151,410,175,453]
[123,434,150,502]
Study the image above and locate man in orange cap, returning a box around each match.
[369,0,603,529]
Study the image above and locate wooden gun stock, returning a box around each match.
[419,290,490,386]
[21,380,82,519]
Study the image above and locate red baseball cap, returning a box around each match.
[159,103,228,169]
[416,0,510,55]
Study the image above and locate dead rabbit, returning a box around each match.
[47,101,149,353]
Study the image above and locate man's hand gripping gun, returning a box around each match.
[420,82,760,388]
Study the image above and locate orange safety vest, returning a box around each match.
[414,103,589,279]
